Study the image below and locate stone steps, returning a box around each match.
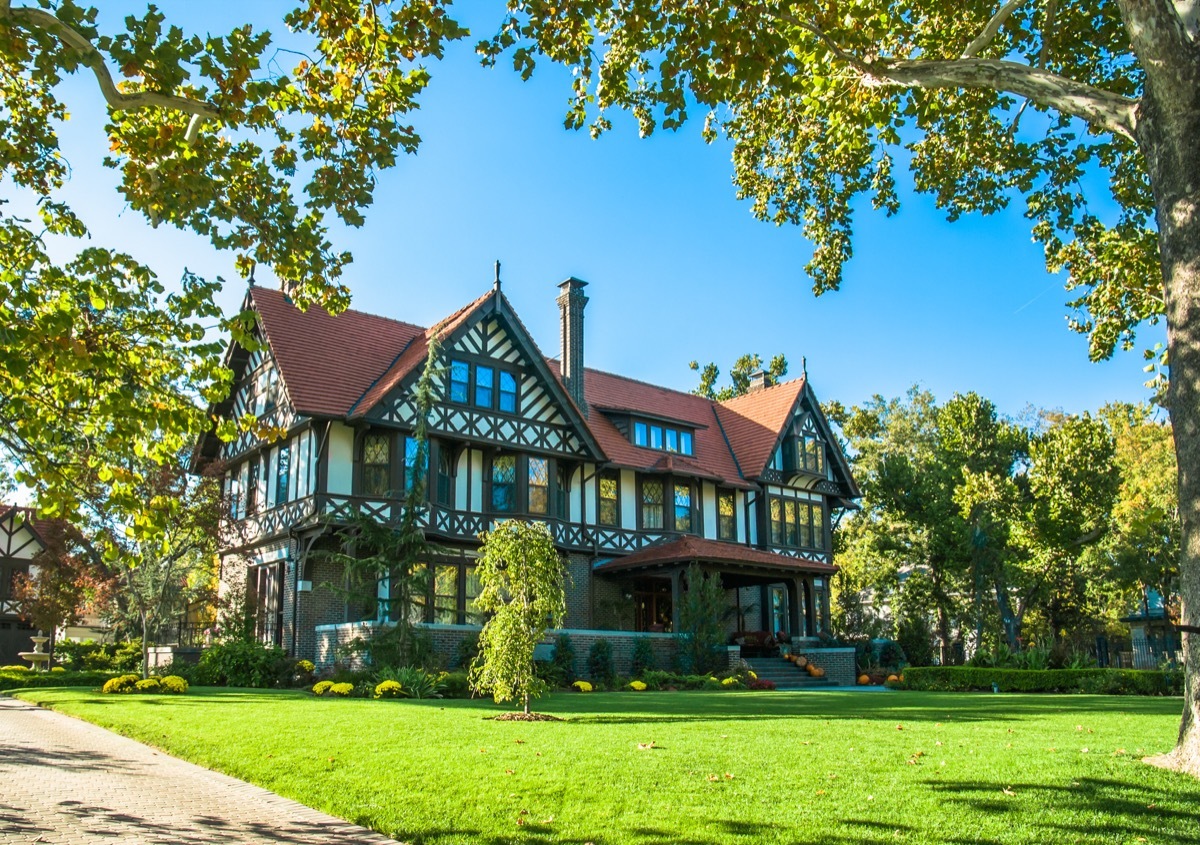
[743,657,840,690]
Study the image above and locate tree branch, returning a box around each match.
[962,0,1028,58]
[868,58,1139,141]
[3,5,219,121]
[779,14,1138,141]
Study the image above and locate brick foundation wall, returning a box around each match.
[789,645,855,687]
[563,553,593,629]
[312,621,683,677]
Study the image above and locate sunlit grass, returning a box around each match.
[14,687,1197,845]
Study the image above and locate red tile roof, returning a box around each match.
[546,362,751,487]
[251,287,425,417]
[248,286,816,488]
[348,289,495,418]
[714,379,807,478]
[594,535,836,575]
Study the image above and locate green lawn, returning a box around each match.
[13,687,1199,845]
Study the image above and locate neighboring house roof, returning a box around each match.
[0,505,56,554]
[594,535,837,576]
[251,286,425,417]
[714,379,807,479]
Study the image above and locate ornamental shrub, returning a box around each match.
[102,674,140,694]
[375,679,403,699]
[898,667,1183,695]
[159,675,189,694]
[587,639,614,685]
[440,670,472,699]
[312,680,333,696]
[0,670,120,692]
[1,665,29,671]
[135,678,161,693]
[572,680,593,692]
[550,633,576,686]
[630,637,655,678]
[628,680,647,691]
[50,666,65,673]
[196,640,292,688]
[329,682,355,697]
[374,666,445,699]
[747,678,777,691]
[295,659,315,674]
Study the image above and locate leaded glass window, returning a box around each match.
[717,490,736,540]
[499,371,517,413]
[433,565,458,624]
[528,457,549,514]
[769,497,783,545]
[362,433,390,496]
[599,471,619,526]
[641,479,664,529]
[275,444,290,507]
[475,365,494,408]
[673,483,692,533]
[492,454,516,512]
[450,360,469,403]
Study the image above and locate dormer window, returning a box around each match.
[780,431,827,476]
[631,419,694,456]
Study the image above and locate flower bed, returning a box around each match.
[895,667,1182,696]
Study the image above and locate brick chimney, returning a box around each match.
[748,370,771,392]
[557,277,588,416]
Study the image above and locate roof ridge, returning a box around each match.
[252,286,428,334]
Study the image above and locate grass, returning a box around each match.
[12,687,1199,845]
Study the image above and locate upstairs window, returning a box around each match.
[768,496,826,550]
[598,471,620,526]
[673,483,693,534]
[450,360,470,403]
[404,437,426,491]
[491,454,517,512]
[717,490,736,540]
[641,479,664,530]
[499,371,518,413]
[475,365,494,408]
[275,444,291,508]
[246,457,261,514]
[802,435,827,475]
[630,418,694,456]
[528,457,549,515]
[556,464,569,519]
[435,447,454,506]
[362,433,391,497]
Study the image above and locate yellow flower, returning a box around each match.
[722,677,737,686]
[629,680,648,691]
[748,671,757,680]
[572,680,594,692]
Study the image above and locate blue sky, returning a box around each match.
[37,2,1162,421]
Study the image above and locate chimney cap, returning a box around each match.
[558,276,588,291]
[748,370,771,391]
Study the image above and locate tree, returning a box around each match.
[485,2,1200,774]
[690,352,788,399]
[313,336,442,666]
[0,1,465,539]
[11,520,95,642]
[677,564,730,674]
[470,520,566,716]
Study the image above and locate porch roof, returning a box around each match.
[593,535,836,577]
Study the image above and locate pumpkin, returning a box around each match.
[795,655,809,668]
[806,663,819,676]
[857,674,870,685]
[887,674,899,683]
[813,668,825,678]
[898,673,905,682]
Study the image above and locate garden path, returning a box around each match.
[0,696,400,844]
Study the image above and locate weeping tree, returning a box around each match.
[470,520,566,716]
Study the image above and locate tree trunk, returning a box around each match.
[1137,57,1200,776]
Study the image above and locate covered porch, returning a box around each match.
[593,535,835,641]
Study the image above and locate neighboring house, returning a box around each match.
[194,278,860,669]
[0,505,47,664]
[1121,589,1182,669]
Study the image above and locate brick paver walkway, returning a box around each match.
[0,697,400,844]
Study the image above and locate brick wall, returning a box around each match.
[563,553,593,629]
[312,621,683,677]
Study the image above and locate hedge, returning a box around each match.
[894,667,1183,696]
[0,670,121,692]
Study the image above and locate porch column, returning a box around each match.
[787,578,802,639]
[670,567,683,633]
[803,577,816,636]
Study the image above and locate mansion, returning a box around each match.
[195,276,860,670]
